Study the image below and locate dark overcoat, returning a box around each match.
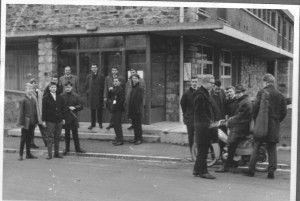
[103,74,125,99]
[17,95,38,129]
[210,88,226,120]
[253,84,287,143]
[180,87,196,126]
[109,86,125,112]
[227,94,252,143]
[193,86,217,145]
[225,97,238,118]
[128,83,144,120]
[86,72,105,109]
[60,92,83,130]
[42,93,64,123]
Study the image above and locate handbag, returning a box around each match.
[253,90,269,139]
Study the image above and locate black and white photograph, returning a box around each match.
[0,0,299,200]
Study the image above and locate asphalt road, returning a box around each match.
[3,153,290,201]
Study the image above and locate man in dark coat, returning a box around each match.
[104,66,125,129]
[125,68,146,130]
[180,76,198,157]
[109,78,126,146]
[61,81,85,155]
[86,64,105,129]
[42,82,65,159]
[17,83,38,160]
[210,79,226,121]
[244,74,287,179]
[216,84,252,173]
[128,74,144,145]
[193,74,217,179]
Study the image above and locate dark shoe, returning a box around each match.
[215,166,229,173]
[88,125,94,130]
[99,124,103,129]
[193,172,200,177]
[62,149,69,155]
[26,154,38,159]
[106,125,114,130]
[267,172,274,179]
[113,142,124,146]
[31,144,39,149]
[134,141,142,145]
[76,149,86,153]
[243,170,255,177]
[54,154,63,158]
[199,173,216,179]
[127,125,134,130]
[46,155,52,160]
[18,156,23,161]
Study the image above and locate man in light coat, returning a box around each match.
[244,74,287,179]
[59,66,79,93]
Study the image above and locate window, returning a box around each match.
[271,11,276,28]
[193,45,213,76]
[220,50,232,88]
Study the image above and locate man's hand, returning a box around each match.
[69,106,76,111]
[42,121,47,127]
[62,120,65,125]
[109,87,113,91]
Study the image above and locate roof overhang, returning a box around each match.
[6,21,224,38]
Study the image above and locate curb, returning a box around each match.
[3,148,290,170]
[3,148,186,163]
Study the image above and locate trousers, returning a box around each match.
[19,124,35,156]
[46,121,63,156]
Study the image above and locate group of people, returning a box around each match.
[181,74,287,180]
[17,64,145,160]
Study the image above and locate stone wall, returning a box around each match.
[38,37,58,89]
[6,5,180,32]
[239,54,267,99]
[4,91,24,124]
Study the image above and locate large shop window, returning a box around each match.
[220,50,232,88]
[193,45,213,76]
[5,43,38,91]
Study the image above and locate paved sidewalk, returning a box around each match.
[4,135,291,169]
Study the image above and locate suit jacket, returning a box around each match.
[85,72,105,109]
[253,84,287,142]
[17,94,38,129]
[125,77,146,108]
[59,74,79,93]
[43,83,63,97]
[104,74,125,99]
[180,87,196,126]
[109,86,125,112]
[60,92,83,129]
[42,93,64,123]
[193,86,217,144]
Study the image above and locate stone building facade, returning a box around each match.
[5,5,294,124]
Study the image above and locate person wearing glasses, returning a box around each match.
[215,84,252,173]
[193,74,217,179]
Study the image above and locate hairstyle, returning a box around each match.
[201,74,214,84]
[49,81,57,86]
[130,68,137,72]
[24,83,33,90]
[112,66,119,71]
[226,86,235,91]
[131,74,140,79]
[263,73,276,84]
[51,74,58,79]
[113,77,122,82]
[30,78,37,84]
[191,76,198,80]
[91,63,98,67]
[214,79,222,87]
[65,66,71,70]
[64,80,73,86]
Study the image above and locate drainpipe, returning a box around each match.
[179,7,184,123]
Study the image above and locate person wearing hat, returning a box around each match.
[216,84,252,173]
[30,78,48,148]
